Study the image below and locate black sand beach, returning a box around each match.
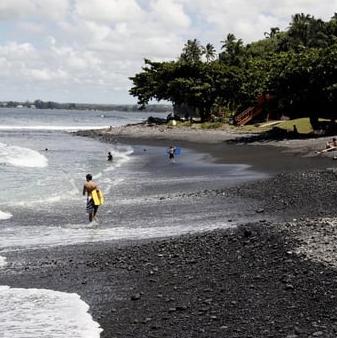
[2,126,337,337]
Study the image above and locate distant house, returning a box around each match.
[16,105,24,108]
[30,105,36,109]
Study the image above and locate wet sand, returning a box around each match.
[2,125,337,337]
[77,125,334,172]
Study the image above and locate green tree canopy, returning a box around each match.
[130,13,337,126]
[179,39,204,63]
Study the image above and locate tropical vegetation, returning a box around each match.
[130,13,337,128]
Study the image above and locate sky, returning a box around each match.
[0,0,336,104]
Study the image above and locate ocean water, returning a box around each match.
[0,107,167,338]
[0,107,265,337]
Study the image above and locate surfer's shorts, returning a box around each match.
[86,198,98,214]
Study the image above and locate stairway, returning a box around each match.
[234,105,264,126]
[234,94,270,126]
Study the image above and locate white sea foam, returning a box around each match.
[93,172,102,180]
[0,286,102,337]
[0,222,231,252]
[0,179,81,208]
[0,256,7,268]
[8,196,63,207]
[0,125,108,131]
[113,148,134,168]
[99,178,125,194]
[0,143,48,168]
[0,211,12,220]
[102,146,134,171]
[3,192,79,208]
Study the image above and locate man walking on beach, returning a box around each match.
[83,174,99,222]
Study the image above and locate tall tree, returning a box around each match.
[180,39,204,63]
[203,43,217,62]
[219,33,245,66]
[129,59,243,121]
[264,27,280,38]
[130,12,337,128]
[286,13,329,49]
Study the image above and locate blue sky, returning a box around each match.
[0,0,336,104]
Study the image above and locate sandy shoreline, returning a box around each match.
[2,124,337,337]
[75,123,248,146]
[91,123,247,144]
[76,124,336,171]
[78,122,337,157]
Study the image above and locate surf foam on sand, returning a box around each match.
[0,211,12,220]
[0,142,48,168]
[0,286,102,337]
[0,222,232,252]
[0,256,7,269]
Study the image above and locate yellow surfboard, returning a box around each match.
[91,189,104,206]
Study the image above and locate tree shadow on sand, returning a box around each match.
[227,125,337,144]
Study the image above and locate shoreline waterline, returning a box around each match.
[75,125,334,173]
[0,285,102,337]
[2,118,337,337]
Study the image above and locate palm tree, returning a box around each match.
[264,27,280,38]
[219,33,244,66]
[180,39,204,63]
[203,43,216,62]
[220,33,237,50]
[288,13,313,48]
[327,13,337,43]
[288,13,329,49]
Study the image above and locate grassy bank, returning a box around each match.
[169,117,325,135]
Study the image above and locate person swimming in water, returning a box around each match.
[107,152,113,161]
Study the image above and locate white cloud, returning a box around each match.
[180,0,337,42]
[16,21,45,34]
[150,0,191,29]
[36,0,69,20]
[0,0,69,20]
[29,68,68,81]
[0,0,35,19]
[0,0,337,103]
[0,42,36,61]
[74,0,144,23]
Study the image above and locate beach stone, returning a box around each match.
[176,305,187,311]
[15,157,337,338]
[220,325,229,330]
[131,293,141,300]
[150,324,161,330]
[243,229,252,237]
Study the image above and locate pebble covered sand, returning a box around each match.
[77,126,337,337]
[2,125,337,337]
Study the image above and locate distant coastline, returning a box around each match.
[0,100,172,113]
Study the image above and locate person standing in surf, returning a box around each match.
[83,174,99,222]
[168,145,176,163]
